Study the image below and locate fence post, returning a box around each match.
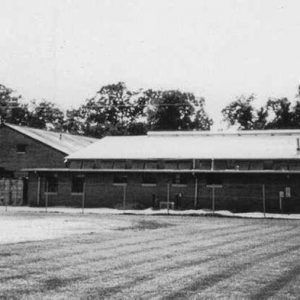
[262,184,266,217]
[212,186,215,214]
[8,179,12,208]
[5,179,9,212]
[279,192,283,213]
[37,176,41,206]
[167,183,170,215]
[82,180,86,214]
[123,184,127,210]
[45,181,48,213]
[194,177,198,208]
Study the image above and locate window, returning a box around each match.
[249,161,263,170]
[263,160,273,170]
[144,161,158,169]
[206,174,223,185]
[132,161,144,169]
[113,174,127,185]
[113,161,126,169]
[178,161,192,170]
[172,174,188,186]
[198,160,211,170]
[45,175,58,193]
[165,161,179,169]
[101,160,114,169]
[82,160,96,169]
[142,174,157,185]
[70,160,83,169]
[273,162,288,171]
[226,160,236,169]
[71,175,85,193]
[214,160,227,170]
[16,144,27,153]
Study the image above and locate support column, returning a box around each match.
[37,176,41,206]
[82,180,86,214]
[262,184,266,217]
[167,183,170,214]
[212,186,215,214]
[123,184,127,210]
[194,177,198,208]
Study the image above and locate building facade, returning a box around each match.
[0,123,97,205]
[26,130,300,212]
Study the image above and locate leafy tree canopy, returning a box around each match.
[144,89,212,131]
[67,82,147,137]
[0,84,24,124]
[26,100,65,130]
[221,94,264,130]
[222,91,300,130]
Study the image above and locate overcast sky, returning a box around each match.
[1,0,300,127]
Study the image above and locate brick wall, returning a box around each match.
[27,172,300,212]
[0,126,66,177]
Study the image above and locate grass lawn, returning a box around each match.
[0,211,299,299]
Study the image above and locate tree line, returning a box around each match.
[0,82,212,137]
[1,82,300,137]
[221,90,300,130]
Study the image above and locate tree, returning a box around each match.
[222,91,300,130]
[222,94,271,130]
[252,106,268,129]
[145,89,212,131]
[265,98,294,129]
[67,84,212,136]
[63,108,85,134]
[0,84,24,124]
[26,100,65,130]
[221,95,257,130]
[292,101,300,128]
[127,122,148,135]
[72,82,146,137]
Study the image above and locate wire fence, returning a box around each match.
[1,181,298,215]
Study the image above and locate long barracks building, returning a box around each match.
[26,130,300,212]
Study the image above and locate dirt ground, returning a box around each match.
[0,211,299,299]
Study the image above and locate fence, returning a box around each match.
[0,179,24,207]
[31,181,300,214]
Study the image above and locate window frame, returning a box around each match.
[172,174,188,187]
[16,144,27,154]
[113,174,127,186]
[71,175,85,194]
[45,175,58,194]
[141,174,157,186]
[206,174,223,186]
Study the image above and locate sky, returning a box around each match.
[1,0,300,128]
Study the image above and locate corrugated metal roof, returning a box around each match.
[5,123,98,154]
[67,130,300,160]
[147,129,300,136]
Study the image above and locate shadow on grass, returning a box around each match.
[42,276,84,291]
[0,274,29,283]
[0,276,86,298]
[0,252,13,257]
[164,244,300,299]
[85,275,153,299]
[116,219,174,231]
[250,265,300,299]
